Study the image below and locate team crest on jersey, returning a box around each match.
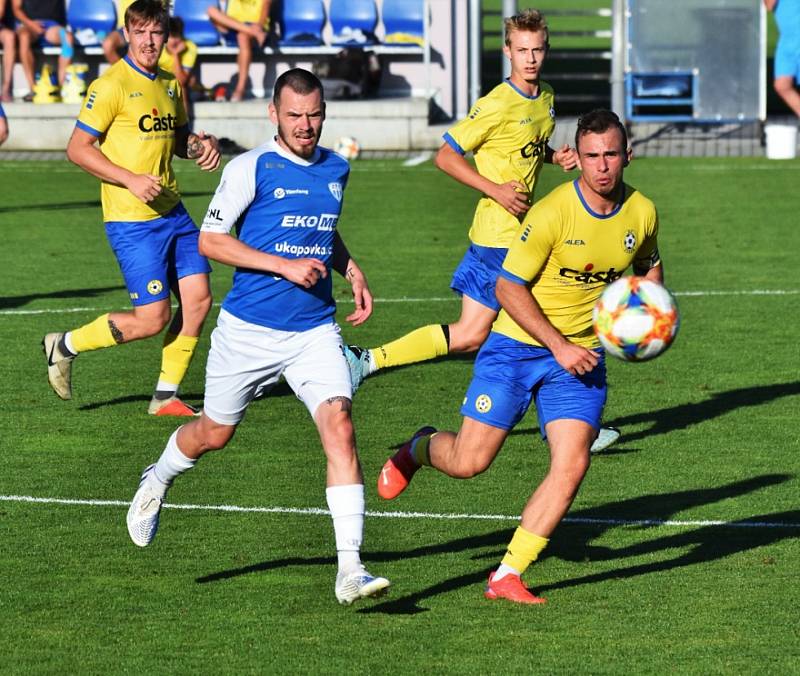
[328,182,342,202]
[549,107,555,119]
[167,88,175,99]
[623,230,637,253]
[475,394,492,414]
[147,279,163,295]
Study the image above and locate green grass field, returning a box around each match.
[1,155,799,674]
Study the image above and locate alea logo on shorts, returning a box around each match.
[475,394,493,414]
[147,279,164,295]
[138,108,179,133]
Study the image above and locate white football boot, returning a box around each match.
[127,465,169,547]
[335,567,390,605]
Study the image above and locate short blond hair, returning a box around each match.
[504,8,549,47]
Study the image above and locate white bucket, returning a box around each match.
[765,123,798,160]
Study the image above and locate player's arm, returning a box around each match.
[545,143,578,171]
[496,276,599,376]
[66,126,163,203]
[435,141,529,218]
[199,231,327,289]
[331,231,372,326]
[175,126,221,171]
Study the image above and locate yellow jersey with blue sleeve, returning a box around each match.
[158,39,198,75]
[443,78,556,248]
[115,0,135,29]
[76,55,188,222]
[226,0,268,27]
[494,179,661,348]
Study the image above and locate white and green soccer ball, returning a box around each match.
[592,276,680,362]
[334,136,361,161]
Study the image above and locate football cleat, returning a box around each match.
[343,344,373,394]
[590,426,621,454]
[335,567,390,605]
[42,332,75,400]
[377,426,437,500]
[126,464,168,547]
[484,571,546,605]
[148,395,201,417]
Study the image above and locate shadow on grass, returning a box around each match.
[0,285,126,309]
[78,381,295,411]
[192,474,796,615]
[502,381,800,447]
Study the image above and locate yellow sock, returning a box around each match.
[500,527,549,576]
[69,314,117,352]
[159,333,199,389]
[372,324,448,369]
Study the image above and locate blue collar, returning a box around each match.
[123,54,158,81]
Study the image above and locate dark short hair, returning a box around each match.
[273,68,324,107]
[125,0,169,31]
[168,16,185,37]
[575,109,628,152]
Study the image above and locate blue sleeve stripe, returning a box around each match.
[443,132,465,155]
[75,120,101,137]
[498,268,529,286]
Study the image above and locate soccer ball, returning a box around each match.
[592,276,680,362]
[334,136,360,161]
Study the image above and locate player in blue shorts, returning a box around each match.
[377,110,665,605]
[42,0,220,416]
[765,0,800,119]
[126,68,390,606]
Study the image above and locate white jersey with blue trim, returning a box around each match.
[201,137,349,331]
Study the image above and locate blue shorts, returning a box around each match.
[775,35,800,81]
[460,332,607,436]
[450,244,508,311]
[17,19,62,47]
[105,203,212,307]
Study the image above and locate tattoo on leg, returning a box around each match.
[108,319,124,344]
[325,396,352,412]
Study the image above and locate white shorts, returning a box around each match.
[203,308,352,426]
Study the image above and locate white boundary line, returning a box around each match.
[1,494,797,529]
[2,289,798,317]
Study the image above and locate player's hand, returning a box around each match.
[128,173,163,203]
[492,180,530,217]
[552,342,599,376]
[191,131,221,171]
[552,144,579,172]
[279,257,328,288]
[344,267,373,326]
[249,25,267,46]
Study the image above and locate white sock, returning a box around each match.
[326,484,365,574]
[492,563,522,583]
[155,380,179,395]
[153,428,196,486]
[63,331,76,355]
[366,349,379,375]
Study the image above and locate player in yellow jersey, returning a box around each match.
[159,16,200,118]
[42,0,221,416]
[343,10,638,447]
[377,110,665,605]
[207,0,271,101]
[103,0,135,64]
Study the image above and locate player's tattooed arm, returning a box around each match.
[186,134,204,159]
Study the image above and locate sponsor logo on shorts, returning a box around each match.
[280,213,338,231]
[147,279,164,295]
[475,394,492,414]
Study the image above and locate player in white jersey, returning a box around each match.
[126,68,390,606]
